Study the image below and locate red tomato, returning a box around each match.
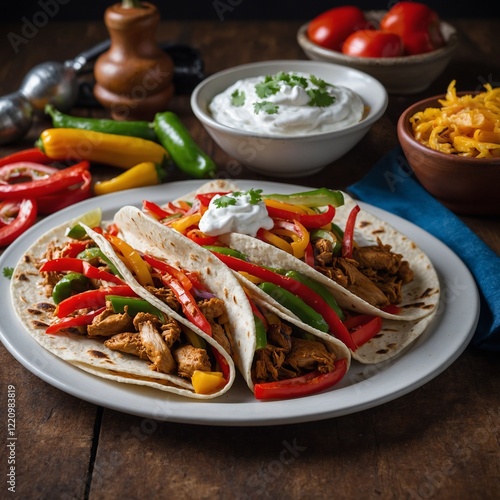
[307,6,371,51]
[380,1,445,55]
[342,30,403,58]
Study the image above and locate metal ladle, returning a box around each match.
[0,40,110,145]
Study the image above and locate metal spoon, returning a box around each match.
[0,40,110,145]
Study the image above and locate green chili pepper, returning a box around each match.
[258,282,329,333]
[45,104,158,142]
[254,313,268,350]
[262,188,344,207]
[284,270,345,320]
[203,245,247,260]
[77,247,121,277]
[106,295,165,321]
[153,111,217,179]
[52,272,90,304]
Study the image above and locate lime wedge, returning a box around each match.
[65,207,103,240]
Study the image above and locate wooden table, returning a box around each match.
[1,18,499,499]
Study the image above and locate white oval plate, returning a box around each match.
[0,180,479,426]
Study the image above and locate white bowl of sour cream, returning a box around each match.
[190,60,388,177]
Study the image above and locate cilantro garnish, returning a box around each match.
[231,89,246,107]
[213,189,263,208]
[253,101,279,115]
[3,267,13,279]
[307,89,335,107]
[255,77,281,98]
[309,75,333,89]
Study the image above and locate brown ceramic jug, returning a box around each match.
[93,1,175,121]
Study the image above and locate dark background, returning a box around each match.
[0,1,488,23]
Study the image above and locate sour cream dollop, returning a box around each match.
[199,192,274,237]
[209,71,365,136]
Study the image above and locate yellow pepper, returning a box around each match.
[264,199,309,214]
[259,229,293,254]
[36,128,169,169]
[169,213,201,233]
[93,161,166,196]
[106,234,154,287]
[191,370,225,394]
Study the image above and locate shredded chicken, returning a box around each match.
[173,344,211,378]
[87,302,135,337]
[104,332,149,359]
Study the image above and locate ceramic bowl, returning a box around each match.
[190,59,388,178]
[397,94,500,216]
[297,11,459,95]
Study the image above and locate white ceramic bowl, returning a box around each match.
[190,60,388,177]
[297,11,459,95]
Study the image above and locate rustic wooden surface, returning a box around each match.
[1,18,499,500]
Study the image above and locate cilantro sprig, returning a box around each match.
[231,89,245,107]
[253,101,279,115]
[213,189,263,208]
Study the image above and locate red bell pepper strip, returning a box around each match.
[382,304,401,315]
[195,191,230,207]
[0,160,90,199]
[142,199,172,220]
[344,314,383,348]
[143,254,193,291]
[46,306,107,334]
[303,242,315,267]
[55,285,136,318]
[0,199,37,247]
[0,147,52,167]
[39,258,124,285]
[342,204,360,259]
[213,252,357,351]
[61,241,90,258]
[185,228,219,246]
[254,358,348,400]
[266,204,336,229]
[37,170,92,215]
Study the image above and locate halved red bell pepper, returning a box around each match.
[55,285,136,318]
[266,203,336,229]
[0,198,37,247]
[254,358,348,400]
[213,252,356,351]
[0,160,90,199]
[342,204,360,259]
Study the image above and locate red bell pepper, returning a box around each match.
[37,169,92,215]
[55,285,136,318]
[39,258,124,285]
[0,199,37,247]
[0,147,52,167]
[142,199,172,220]
[185,228,219,246]
[213,252,356,351]
[266,204,336,229]
[254,358,348,400]
[344,314,383,348]
[0,160,90,199]
[342,204,360,259]
[195,191,230,207]
[61,241,90,258]
[46,306,107,334]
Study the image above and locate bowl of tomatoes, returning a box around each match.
[297,3,459,95]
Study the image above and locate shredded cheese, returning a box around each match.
[410,80,500,158]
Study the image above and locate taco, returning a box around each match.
[112,205,351,400]
[10,217,238,399]
[138,180,440,364]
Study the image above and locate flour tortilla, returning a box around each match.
[10,222,236,400]
[113,205,351,392]
[170,180,441,364]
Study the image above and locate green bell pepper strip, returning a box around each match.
[254,358,348,400]
[45,104,158,142]
[52,272,90,305]
[258,282,329,333]
[153,111,217,179]
[106,295,165,322]
[212,252,356,351]
[284,270,345,321]
[261,188,344,208]
[253,313,268,350]
[203,245,247,260]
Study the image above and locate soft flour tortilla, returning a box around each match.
[10,222,236,400]
[114,205,351,391]
[169,181,441,363]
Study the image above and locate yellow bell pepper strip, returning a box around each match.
[169,213,201,233]
[257,228,294,254]
[93,161,167,196]
[271,219,310,259]
[191,370,225,394]
[36,128,169,169]
[264,199,309,214]
[105,234,154,287]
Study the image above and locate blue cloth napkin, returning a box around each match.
[348,146,500,353]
